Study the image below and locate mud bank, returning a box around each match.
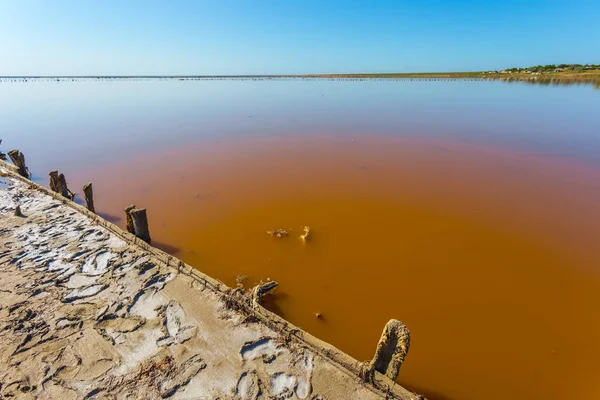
[0,162,420,400]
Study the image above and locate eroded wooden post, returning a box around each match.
[130,208,151,244]
[369,319,410,381]
[124,204,136,234]
[82,183,95,213]
[49,170,60,193]
[251,281,278,309]
[58,173,74,199]
[8,149,30,178]
[49,170,74,199]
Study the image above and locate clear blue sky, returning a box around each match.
[1,0,599,75]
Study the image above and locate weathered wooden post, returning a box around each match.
[130,208,151,244]
[82,183,95,213]
[124,204,136,234]
[8,149,30,178]
[49,170,74,199]
[58,173,74,200]
[369,319,410,381]
[251,281,278,309]
[49,170,60,192]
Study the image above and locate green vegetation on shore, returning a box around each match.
[505,64,600,73]
[308,66,600,86]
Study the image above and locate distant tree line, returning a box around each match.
[505,64,600,72]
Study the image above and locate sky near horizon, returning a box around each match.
[1,0,599,75]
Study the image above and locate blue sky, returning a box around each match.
[1,0,599,75]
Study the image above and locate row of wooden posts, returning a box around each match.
[6,149,152,245]
[5,148,411,383]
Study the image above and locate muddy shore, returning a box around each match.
[0,161,420,399]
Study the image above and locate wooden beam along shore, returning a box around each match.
[0,148,416,398]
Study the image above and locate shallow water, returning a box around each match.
[2,79,600,400]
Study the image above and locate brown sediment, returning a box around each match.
[0,161,419,400]
[69,135,600,400]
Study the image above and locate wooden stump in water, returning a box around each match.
[369,319,410,381]
[251,281,278,309]
[49,171,60,193]
[58,173,74,200]
[124,204,136,234]
[8,149,30,179]
[49,170,74,199]
[82,183,95,213]
[130,208,151,244]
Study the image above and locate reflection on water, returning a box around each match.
[489,76,600,86]
[2,80,600,400]
[2,79,600,169]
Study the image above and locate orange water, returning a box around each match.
[71,135,600,400]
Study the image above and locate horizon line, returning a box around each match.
[0,72,491,78]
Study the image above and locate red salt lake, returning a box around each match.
[2,78,600,399]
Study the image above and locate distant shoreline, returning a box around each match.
[1,70,599,85]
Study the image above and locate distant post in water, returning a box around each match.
[369,319,410,381]
[124,204,136,234]
[8,149,30,179]
[130,208,151,244]
[82,183,95,213]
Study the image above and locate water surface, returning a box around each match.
[1,79,600,400]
